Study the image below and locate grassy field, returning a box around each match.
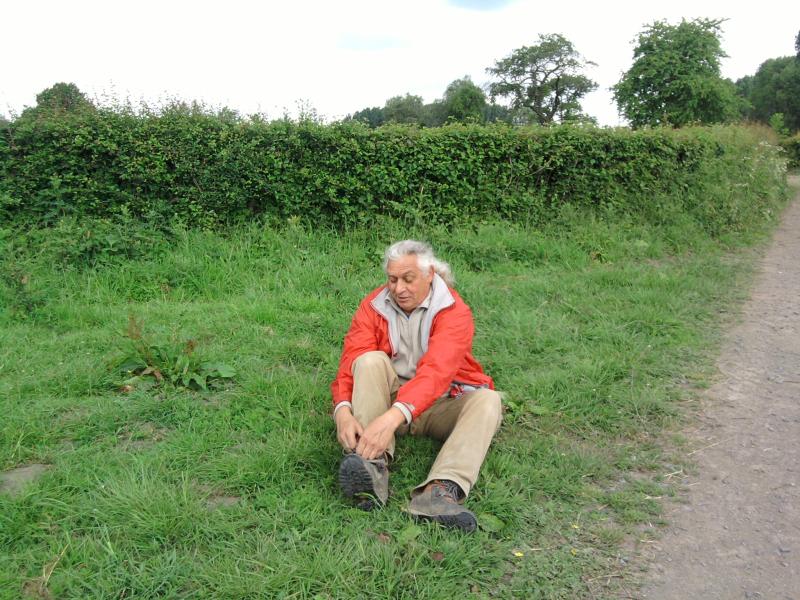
[0,198,789,598]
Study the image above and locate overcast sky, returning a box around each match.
[2,0,798,125]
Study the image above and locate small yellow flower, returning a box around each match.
[512,550,524,557]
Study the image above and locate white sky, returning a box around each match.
[1,0,798,125]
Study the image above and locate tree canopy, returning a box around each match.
[440,77,486,123]
[34,82,94,113]
[345,77,507,128]
[15,82,95,122]
[349,106,386,128]
[486,34,597,125]
[382,94,425,124]
[737,56,800,133]
[613,18,740,128]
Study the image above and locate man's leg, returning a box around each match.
[339,351,403,509]
[412,388,502,496]
[407,389,502,530]
[350,351,405,457]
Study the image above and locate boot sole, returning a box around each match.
[409,509,477,533]
[339,455,381,507]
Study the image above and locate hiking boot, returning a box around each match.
[407,480,477,532]
[338,453,389,510]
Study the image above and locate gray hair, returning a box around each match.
[382,240,455,287]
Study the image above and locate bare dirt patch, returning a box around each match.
[22,578,53,600]
[206,494,241,509]
[196,482,241,509]
[118,422,169,450]
[0,463,50,496]
[637,178,800,599]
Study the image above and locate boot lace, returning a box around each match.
[431,479,464,501]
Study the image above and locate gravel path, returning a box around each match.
[639,177,800,599]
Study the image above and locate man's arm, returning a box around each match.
[330,294,382,409]
[334,406,364,452]
[331,290,387,454]
[354,405,406,460]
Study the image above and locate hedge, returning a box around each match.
[0,106,788,234]
[781,133,800,168]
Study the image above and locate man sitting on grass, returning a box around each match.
[331,240,502,532]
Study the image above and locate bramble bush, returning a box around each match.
[0,105,787,234]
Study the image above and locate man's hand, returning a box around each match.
[355,407,405,460]
[335,407,364,452]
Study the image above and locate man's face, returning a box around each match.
[387,255,434,314]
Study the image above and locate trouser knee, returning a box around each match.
[351,351,390,376]
[463,389,503,432]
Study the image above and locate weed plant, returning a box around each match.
[111,315,236,392]
[0,180,791,598]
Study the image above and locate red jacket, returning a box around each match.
[330,277,493,420]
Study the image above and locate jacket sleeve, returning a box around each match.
[396,302,475,419]
[330,295,382,407]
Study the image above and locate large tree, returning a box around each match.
[737,56,800,133]
[613,18,740,128]
[486,34,597,125]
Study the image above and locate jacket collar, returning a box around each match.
[370,273,455,354]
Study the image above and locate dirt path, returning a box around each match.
[639,177,800,599]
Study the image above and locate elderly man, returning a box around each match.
[331,240,502,532]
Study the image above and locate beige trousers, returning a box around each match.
[351,351,502,497]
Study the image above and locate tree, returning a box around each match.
[796,29,800,58]
[420,101,447,127]
[482,103,513,124]
[346,80,497,128]
[34,82,94,112]
[383,94,425,124]
[18,82,95,121]
[348,106,386,128]
[737,56,800,133]
[613,19,740,128]
[734,75,755,119]
[486,34,597,125]
[440,77,486,123]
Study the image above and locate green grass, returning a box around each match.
[0,198,789,598]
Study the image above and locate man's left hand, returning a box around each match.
[355,407,405,460]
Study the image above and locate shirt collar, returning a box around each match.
[385,282,434,317]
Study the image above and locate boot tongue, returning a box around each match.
[432,481,459,501]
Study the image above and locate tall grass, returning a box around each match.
[0,176,790,599]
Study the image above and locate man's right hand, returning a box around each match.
[334,407,364,452]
